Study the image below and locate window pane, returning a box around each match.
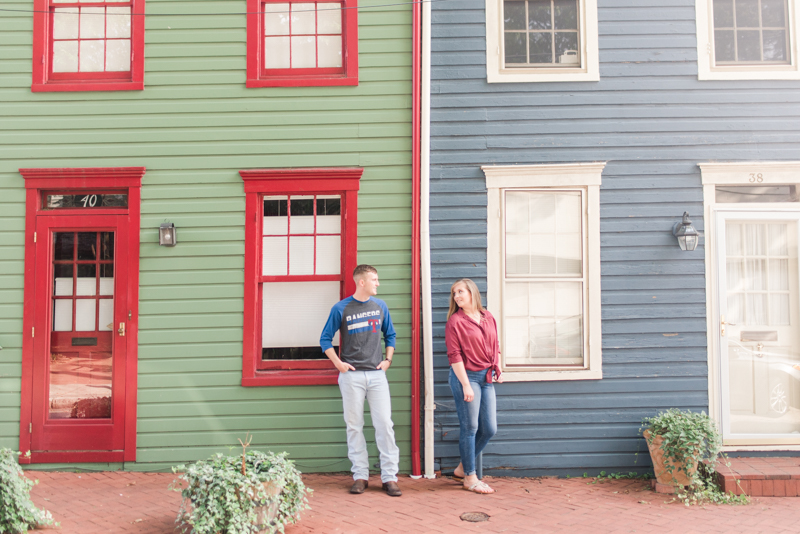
[53,41,79,72]
[554,0,578,30]
[76,299,96,331]
[715,29,736,61]
[317,214,341,234]
[529,32,552,63]
[316,235,341,274]
[80,7,106,38]
[318,3,342,33]
[53,300,73,331]
[291,35,316,68]
[507,281,583,365]
[264,3,290,35]
[265,36,291,68]
[761,0,786,27]
[504,1,527,30]
[555,32,579,63]
[291,3,316,34]
[106,40,131,71]
[77,232,96,260]
[735,0,759,27]
[262,281,340,347]
[54,232,75,261]
[53,8,79,39]
[503,32,526,64]
[99,299,114,331]
[290,196,314,233]
[737,30,762,61]
[263,236,288,275]
[79,40,105,72]
[100,232,114,260]
[713,0,734,27]
[769,224,788,255]
[289,236,314,274]
[106,7,131,38]
[763,30,787,61]
[264,198,289,234]
[716,185,798,203]
[317,197,340,216]
[318,35,343,67]
[528,1,551,30]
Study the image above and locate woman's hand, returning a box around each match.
[495,372,504,383]
[462,382,475,402]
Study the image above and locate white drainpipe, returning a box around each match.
[421,0,436,480]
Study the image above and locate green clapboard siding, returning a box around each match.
[0,0,413,471]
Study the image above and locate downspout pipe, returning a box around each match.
[420,0,436,479]
[410,0,423,478]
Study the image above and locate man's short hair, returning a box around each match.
[353,264,378,280]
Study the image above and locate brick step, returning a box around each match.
[715,457,800,497]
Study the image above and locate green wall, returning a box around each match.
[0,0,413,473]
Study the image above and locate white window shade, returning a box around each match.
[262,281,340,347]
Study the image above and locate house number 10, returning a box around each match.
[749,173,764,183]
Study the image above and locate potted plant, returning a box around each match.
[640,409,747,505]
[0,449,56,534]
[171,436,311,534]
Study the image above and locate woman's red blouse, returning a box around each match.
[445,309,501,383]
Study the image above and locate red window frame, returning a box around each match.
[31,0,145,92]
[240,168,362,386]
[246,0,358,87]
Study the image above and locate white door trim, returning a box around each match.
[701,161,800,450]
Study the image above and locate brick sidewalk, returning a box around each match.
[27,471,800,534]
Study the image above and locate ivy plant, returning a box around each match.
[641,409,748,506]
[0,449,56,534]
[171,445,311,534]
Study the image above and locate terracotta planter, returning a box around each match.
[643,429,697,486]
[253,480,283,531]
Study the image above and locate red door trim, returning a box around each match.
[18,167,143,464]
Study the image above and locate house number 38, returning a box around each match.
[749,173,764,183]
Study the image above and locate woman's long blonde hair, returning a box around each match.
[447,278,485,320]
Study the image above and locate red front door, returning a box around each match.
[30,215,129,456]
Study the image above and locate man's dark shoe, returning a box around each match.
[382,481,402,497]
[350,479,369,494]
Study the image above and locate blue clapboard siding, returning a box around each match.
[429,0,800,476]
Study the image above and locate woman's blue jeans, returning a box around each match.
[448,367,497,477]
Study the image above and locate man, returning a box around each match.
[320,264,401,497]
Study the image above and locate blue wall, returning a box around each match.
[429,0,800,476]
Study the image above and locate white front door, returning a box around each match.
[717,210,800,441]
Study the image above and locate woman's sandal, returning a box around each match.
[450,473,464,483]
[463,481,495,494]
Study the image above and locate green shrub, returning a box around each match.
[641,409,748,505]
[171,449,311,534]
[0,449,56,534]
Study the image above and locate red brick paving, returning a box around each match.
[27,471,800,534]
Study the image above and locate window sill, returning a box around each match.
[488,68,599,83]
[243,369,339,386]
[31,81,144,93]
[246,75,358,88]
[698,65,800,81]
[501,367,602,382]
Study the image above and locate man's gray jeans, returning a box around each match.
[338,369,400,483]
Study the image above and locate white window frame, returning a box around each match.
[485,0,599,83]
[695,0,800,80]
[701,161,800,451]
[484,162,604,381]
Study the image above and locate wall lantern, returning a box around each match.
[159,222,177,247]
[672,212,699,251]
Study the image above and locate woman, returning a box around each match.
[445,278,503,494]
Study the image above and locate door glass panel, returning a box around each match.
[49,231,114,420]
[725,219,800,436]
